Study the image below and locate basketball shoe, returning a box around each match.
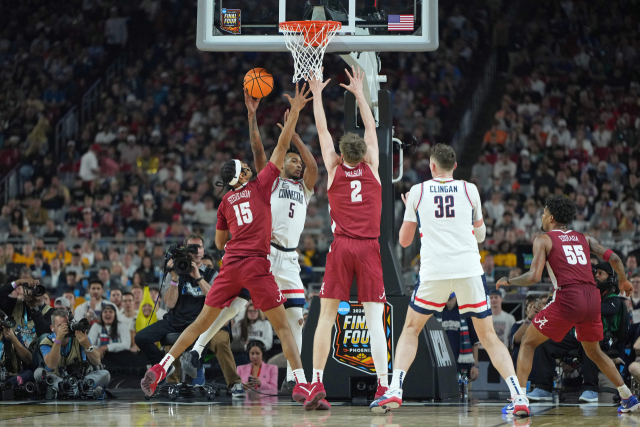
[303,382,327,411]
[512,395,531,417]
[141,363,173,396]
[375,385,389,400]
[370,388,402,414]
[619,395,640,413]
[292,383,311,404]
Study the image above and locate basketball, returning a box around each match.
[243,68,274,99]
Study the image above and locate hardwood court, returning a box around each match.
[0,390,636,427]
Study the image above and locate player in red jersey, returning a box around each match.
[141,84,313,402]
[497,195,638,414]
[304,67,389,410]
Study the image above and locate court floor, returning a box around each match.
[0,390,637,427]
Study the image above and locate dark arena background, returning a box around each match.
[1,0,640,426]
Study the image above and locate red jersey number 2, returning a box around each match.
[233,202,253,225]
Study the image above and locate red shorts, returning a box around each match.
[321,235,386,303]
[532,285,603,343]
[205,257,285,312]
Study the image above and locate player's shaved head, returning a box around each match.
[339,132,367,165]
[430,143,456,170]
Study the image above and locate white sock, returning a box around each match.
[363,302,389,382]
[292,368,307,384]
[193,298,247,356]
[312,369,323,383]
[378,374,389,388]
[619,385,633,399]
[506,375,523,398]
[285,307,304,382]
[159,354,175,373]
[390,369,406,390]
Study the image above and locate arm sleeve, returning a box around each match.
[31,307,52,337]
[402,184,422,223]
[88,324,100,347]
[216,200,228,231]
[0,282,17,314]
[255,162,281,201]
[107,322,131,352]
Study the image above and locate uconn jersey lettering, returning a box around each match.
[404,179,484,281]
[270,178,313,248]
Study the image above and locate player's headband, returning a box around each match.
[228,159,242,186]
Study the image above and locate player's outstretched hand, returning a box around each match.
[496,277,508,289]
[284,82,313,113]
[244,88,260,115]
[308,67,331,94]
[619,278,633,297]
[340,65,365,97]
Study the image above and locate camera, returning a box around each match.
[0,310,16,329]
[166,244,199,276]
[22,284,46,297]
[66,318,90,337]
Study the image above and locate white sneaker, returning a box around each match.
[230,382,246,398]
[512,395,531,417]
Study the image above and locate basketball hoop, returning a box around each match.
[279,21,341,83]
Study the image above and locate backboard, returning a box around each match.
[196,0,438,53]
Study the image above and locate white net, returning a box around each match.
[280,21,341,83]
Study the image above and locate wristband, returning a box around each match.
[506,278,511,285]
[11,281,18,289]
[54,339,61,345]
[195,276,203,282]
[170,280,179,287]
[603,249,613,262]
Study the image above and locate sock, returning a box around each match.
[506,375,523,398]
[363,302,389,383]
[193,298,247,356]
[285,307,304,382]
[618,384,633,399]
[312,369,323,383]
[292,368,307,384]
[390,369,406,390]
[159,354,175,373]
[378,374,389,388]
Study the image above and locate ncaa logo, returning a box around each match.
[338,301,350,315]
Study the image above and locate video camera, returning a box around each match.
[66,318,90,338]
[0,310,16,330]
[165,244,200,276]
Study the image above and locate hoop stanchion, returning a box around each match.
[279,21,341,82]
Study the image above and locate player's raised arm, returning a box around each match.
[244,89,267,173]
[271,83,313,171]
[586,234,633,296]
[277,109,319,189]
[398,186,420,247]
[340,66,379,171]
[309,74,341,173]
[497,235,551,288]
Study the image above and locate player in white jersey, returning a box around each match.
[180,91,318,392]
[371,144,530,417]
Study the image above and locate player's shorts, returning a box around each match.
[532,285,603,343]
[321,235,386,303]
[410,275,491,319]
[268,245,305,309]
[205,257,285,312]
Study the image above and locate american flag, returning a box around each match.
[388,15,414,31]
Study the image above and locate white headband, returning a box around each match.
[228,159,242,186]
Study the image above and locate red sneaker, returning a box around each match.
[141,364,167,396]
[375,386,388,400]
[304,382,326,411]
[292,383,311,404]
[317,399,331,410]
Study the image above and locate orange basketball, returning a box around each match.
[243,68,274,99]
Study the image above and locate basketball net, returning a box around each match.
[280,21,341,82]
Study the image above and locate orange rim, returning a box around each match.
[279,20,341,47]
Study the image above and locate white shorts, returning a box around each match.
[268,246,306,309]
[410,274,492,319]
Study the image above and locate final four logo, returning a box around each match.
[331,301,393,374]
[220,8,241,34]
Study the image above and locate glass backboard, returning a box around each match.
[196,0,438,53]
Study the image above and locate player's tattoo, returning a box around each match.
[507,273,535,287]
[249,114,266,170]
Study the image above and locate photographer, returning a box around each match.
[135,235,216,368]
[528,263,624,403]
[0,278,52,344]
[1,313,35,388]
[35,309,110,392]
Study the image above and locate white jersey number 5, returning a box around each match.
[351,180,362,202]
[562,245,588,265]
[233,202,253,225]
